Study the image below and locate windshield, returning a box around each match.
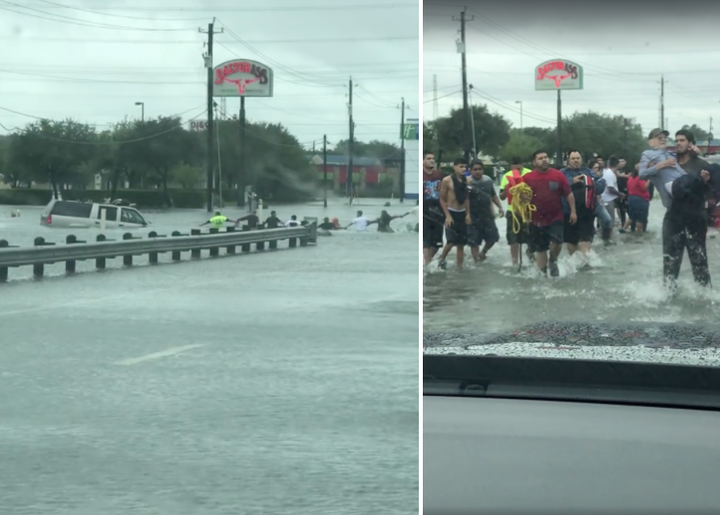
[0,1,419,513]
[423,2,720,370]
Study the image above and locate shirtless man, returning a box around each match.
[437,157,472,270]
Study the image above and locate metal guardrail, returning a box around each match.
[0,224,317,282]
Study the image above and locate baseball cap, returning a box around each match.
[648,128,669,140]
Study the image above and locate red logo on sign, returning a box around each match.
[536,61,578,88]
[222,77,259,94]
[214,61,269,94]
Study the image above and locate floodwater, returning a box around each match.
[424,203,720,335]
[0,198,419,515]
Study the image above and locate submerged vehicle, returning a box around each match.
[40,198,148,229]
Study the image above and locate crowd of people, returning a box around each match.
[423,128,720,288]
[202,208,417,234]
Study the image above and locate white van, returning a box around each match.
[40,199,149,229]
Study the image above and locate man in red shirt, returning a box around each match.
[523,150,577,277]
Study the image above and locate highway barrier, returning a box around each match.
[0,224,317,282]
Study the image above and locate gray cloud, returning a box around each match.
[424,0,720,137]
[0,0,419,148]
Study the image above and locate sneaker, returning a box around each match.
[438,259,447,270]
[549,260,559,277]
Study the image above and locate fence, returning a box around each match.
[0,224,317,282]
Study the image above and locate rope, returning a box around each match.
[508,183,536,234]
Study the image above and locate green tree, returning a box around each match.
[216,117,316,202]
[433,104,511,158]
[498,129,544,163]
[680,124,710,142]
[173,163,204,189]
[423,122,437,154]
[521,127,555,150]
[556,111,646,166]
[331,139,401,163]
[8,119,97,198]
[126,116,202,206]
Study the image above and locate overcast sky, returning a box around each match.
[0,0,418,151]
[424,0,720,141]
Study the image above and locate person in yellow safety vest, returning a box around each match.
[499,157,533,266]
[200,211,240,228]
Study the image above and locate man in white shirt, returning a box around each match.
[600,156,625,240]
[345,210,376,231]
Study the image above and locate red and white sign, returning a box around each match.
[212,59,274,98]
[534,59,584,91]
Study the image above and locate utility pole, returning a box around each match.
[468,85,477,158]
[515,100,523,130]
[399,97,405,203]
[200,19,223,212]
[432,74,438,121]
[709,116,714,154]
[323,135,328,209]
[660,74,665,130]
[453,8,474,165]
[347,76,355,205]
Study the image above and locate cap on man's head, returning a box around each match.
[648,128,669,140]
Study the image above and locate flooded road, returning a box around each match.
[0,199,419,514]
[424,204,720,335]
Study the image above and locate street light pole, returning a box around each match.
[135,101,144,122]
[515,100,523,130]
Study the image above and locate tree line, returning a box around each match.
[0,114,401,206]
[423,105,712,170]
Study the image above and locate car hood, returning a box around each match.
[424,321,720,367]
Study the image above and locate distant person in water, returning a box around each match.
[372,210,410,233]
[237,210,259,229]
[318,217,339,236]
[265,210,284,228]
[286,215,300,227]
[200,211,239,228]
[345,210,376,231]
[318,217,339,230]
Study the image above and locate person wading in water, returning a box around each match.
[437,157,472,270]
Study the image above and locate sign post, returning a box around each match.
[534,59,584,168]
[402,118,420,201]
[212,59,274,208]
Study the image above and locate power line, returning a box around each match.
[0,1,195,31]
[20,2,418,12]
[0,36,418,44]
[35,0,209,21]
[0,62,417,73]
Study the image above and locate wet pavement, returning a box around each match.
[0,199,419,514]
[424,204,720,335]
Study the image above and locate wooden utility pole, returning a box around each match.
[199,20,223,212]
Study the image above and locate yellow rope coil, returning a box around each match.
[508,182,536,235]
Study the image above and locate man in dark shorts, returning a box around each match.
[523,150,576,277]
[422,152,444,265]
[466,160,503,263]
[437,157,472,270]
[560,150,606,262]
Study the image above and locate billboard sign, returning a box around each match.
[402,118,419,140]
[189,120,208,131]
[534,59,583,91]
[213,59,274,97]
[404,117,419,199]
